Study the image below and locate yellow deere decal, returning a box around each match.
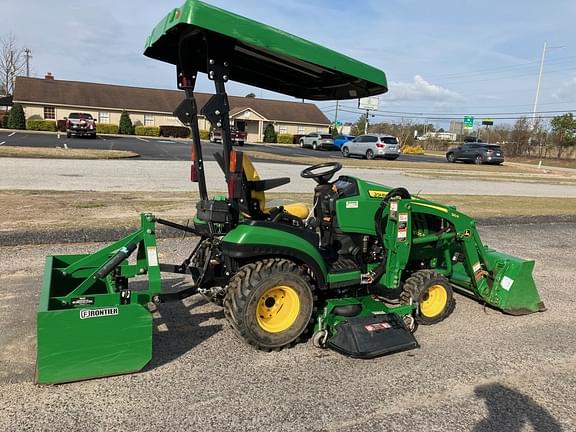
[368,190,389,198]
[413,202,448,213]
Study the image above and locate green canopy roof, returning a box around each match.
[144,0,388,101]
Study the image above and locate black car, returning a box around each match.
[446,143,504,165]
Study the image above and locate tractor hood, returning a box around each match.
[144,0,388,101]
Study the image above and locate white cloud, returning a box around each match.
[552,76,576,101]
[386,75,463,103]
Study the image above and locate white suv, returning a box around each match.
[341,134,400,160]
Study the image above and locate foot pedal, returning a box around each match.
[326,314,418,359]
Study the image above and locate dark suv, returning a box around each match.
[446,143,504,165]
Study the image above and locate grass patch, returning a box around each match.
[243,149,547,175]
[1,191,574,235]
[0,146,139,159]
[419,194,576,218]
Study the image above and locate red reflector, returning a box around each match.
[230,150,237,173]
[190,163,198,182]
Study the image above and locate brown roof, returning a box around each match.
[13,77,330,125]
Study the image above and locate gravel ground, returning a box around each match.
[1,223,575,431]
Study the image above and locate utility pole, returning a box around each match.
[24,48,32,77]
[532,42,547,125]
[364,109,369,134]
[532,42,563,125]
[334,100,339,124]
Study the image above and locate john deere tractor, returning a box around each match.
[36,0,544,384]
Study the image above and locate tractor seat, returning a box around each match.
[215,150,311,220]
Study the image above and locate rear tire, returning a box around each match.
[223,259,315,350]
[401,270,455,325]
[447,152,455,163]
[312,142,318,150]
[342,147,350,158]
[366,149,374,160]
[299,140,305,148]
[238,141,244,147]
[66,131,71,138]
[474,154,483,165]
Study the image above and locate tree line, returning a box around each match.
[349,113,576,160]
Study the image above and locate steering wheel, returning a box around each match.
[300,162,343,184]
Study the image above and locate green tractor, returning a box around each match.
[36,0,545,384]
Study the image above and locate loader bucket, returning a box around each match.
[36,214,161,384]
[481,249,546,315]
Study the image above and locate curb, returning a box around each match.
[2,215,575,247]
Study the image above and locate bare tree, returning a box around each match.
[0,33,25,96]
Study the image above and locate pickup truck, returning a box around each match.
[65,113,97,138]
[209,127,247,146]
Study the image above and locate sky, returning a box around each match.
[4,0,576,129]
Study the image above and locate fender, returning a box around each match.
[221,222,328,289]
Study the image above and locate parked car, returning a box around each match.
[210,127,247,146]
[446,143,504,165]
[333,134,356,149]
[65,113,96,138]
[341,134,401,160]
[299,133,334,150]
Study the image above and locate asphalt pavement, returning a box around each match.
[1,223,575,431]
[0,130,447,164]
[2,157,576,197]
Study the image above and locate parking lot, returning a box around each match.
[0,130,447,164]
[1,222,575,431]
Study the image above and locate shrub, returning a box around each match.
[134,126,160,137]
[200,129,210,140]
[26,119,57,132]
[401,144,425,155]
[96,123,120,134]
[263,123,277,143]
[7,103,26,129]
[159,125,190,138]
[277,133,293,144]
[0,113,8,128]
[118,111,133,135]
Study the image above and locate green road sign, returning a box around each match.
[464,116,474,128]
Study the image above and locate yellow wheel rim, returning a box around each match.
[256,285,300,333]
[419,284,448,318]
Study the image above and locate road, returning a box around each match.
[2,157,576,197]
[1,223,575,431]
[0,130,447,164]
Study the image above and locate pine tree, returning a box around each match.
[118,111,133,135]
[263,123,277,143]
[7,103,25,130]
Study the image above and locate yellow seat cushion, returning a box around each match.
[281,203,310,219]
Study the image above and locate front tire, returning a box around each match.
[312,142,318,150]
[447,152,455,163]
[342,147,350,158]
[66,131,71,138]
[366,149,374,160]
[401,270,455,325]
[474,154,483,165]
[299,140,305,148]
[223,259,315,350]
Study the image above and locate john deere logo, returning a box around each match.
[80,307,119,320]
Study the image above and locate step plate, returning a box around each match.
[326,314,418,359]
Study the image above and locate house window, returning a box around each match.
[297,126,305,134]
[279,126,287,134]
[44,106,55,120]
[316,128,324,133]
[99,112,110,123]
[144,114,154,126]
